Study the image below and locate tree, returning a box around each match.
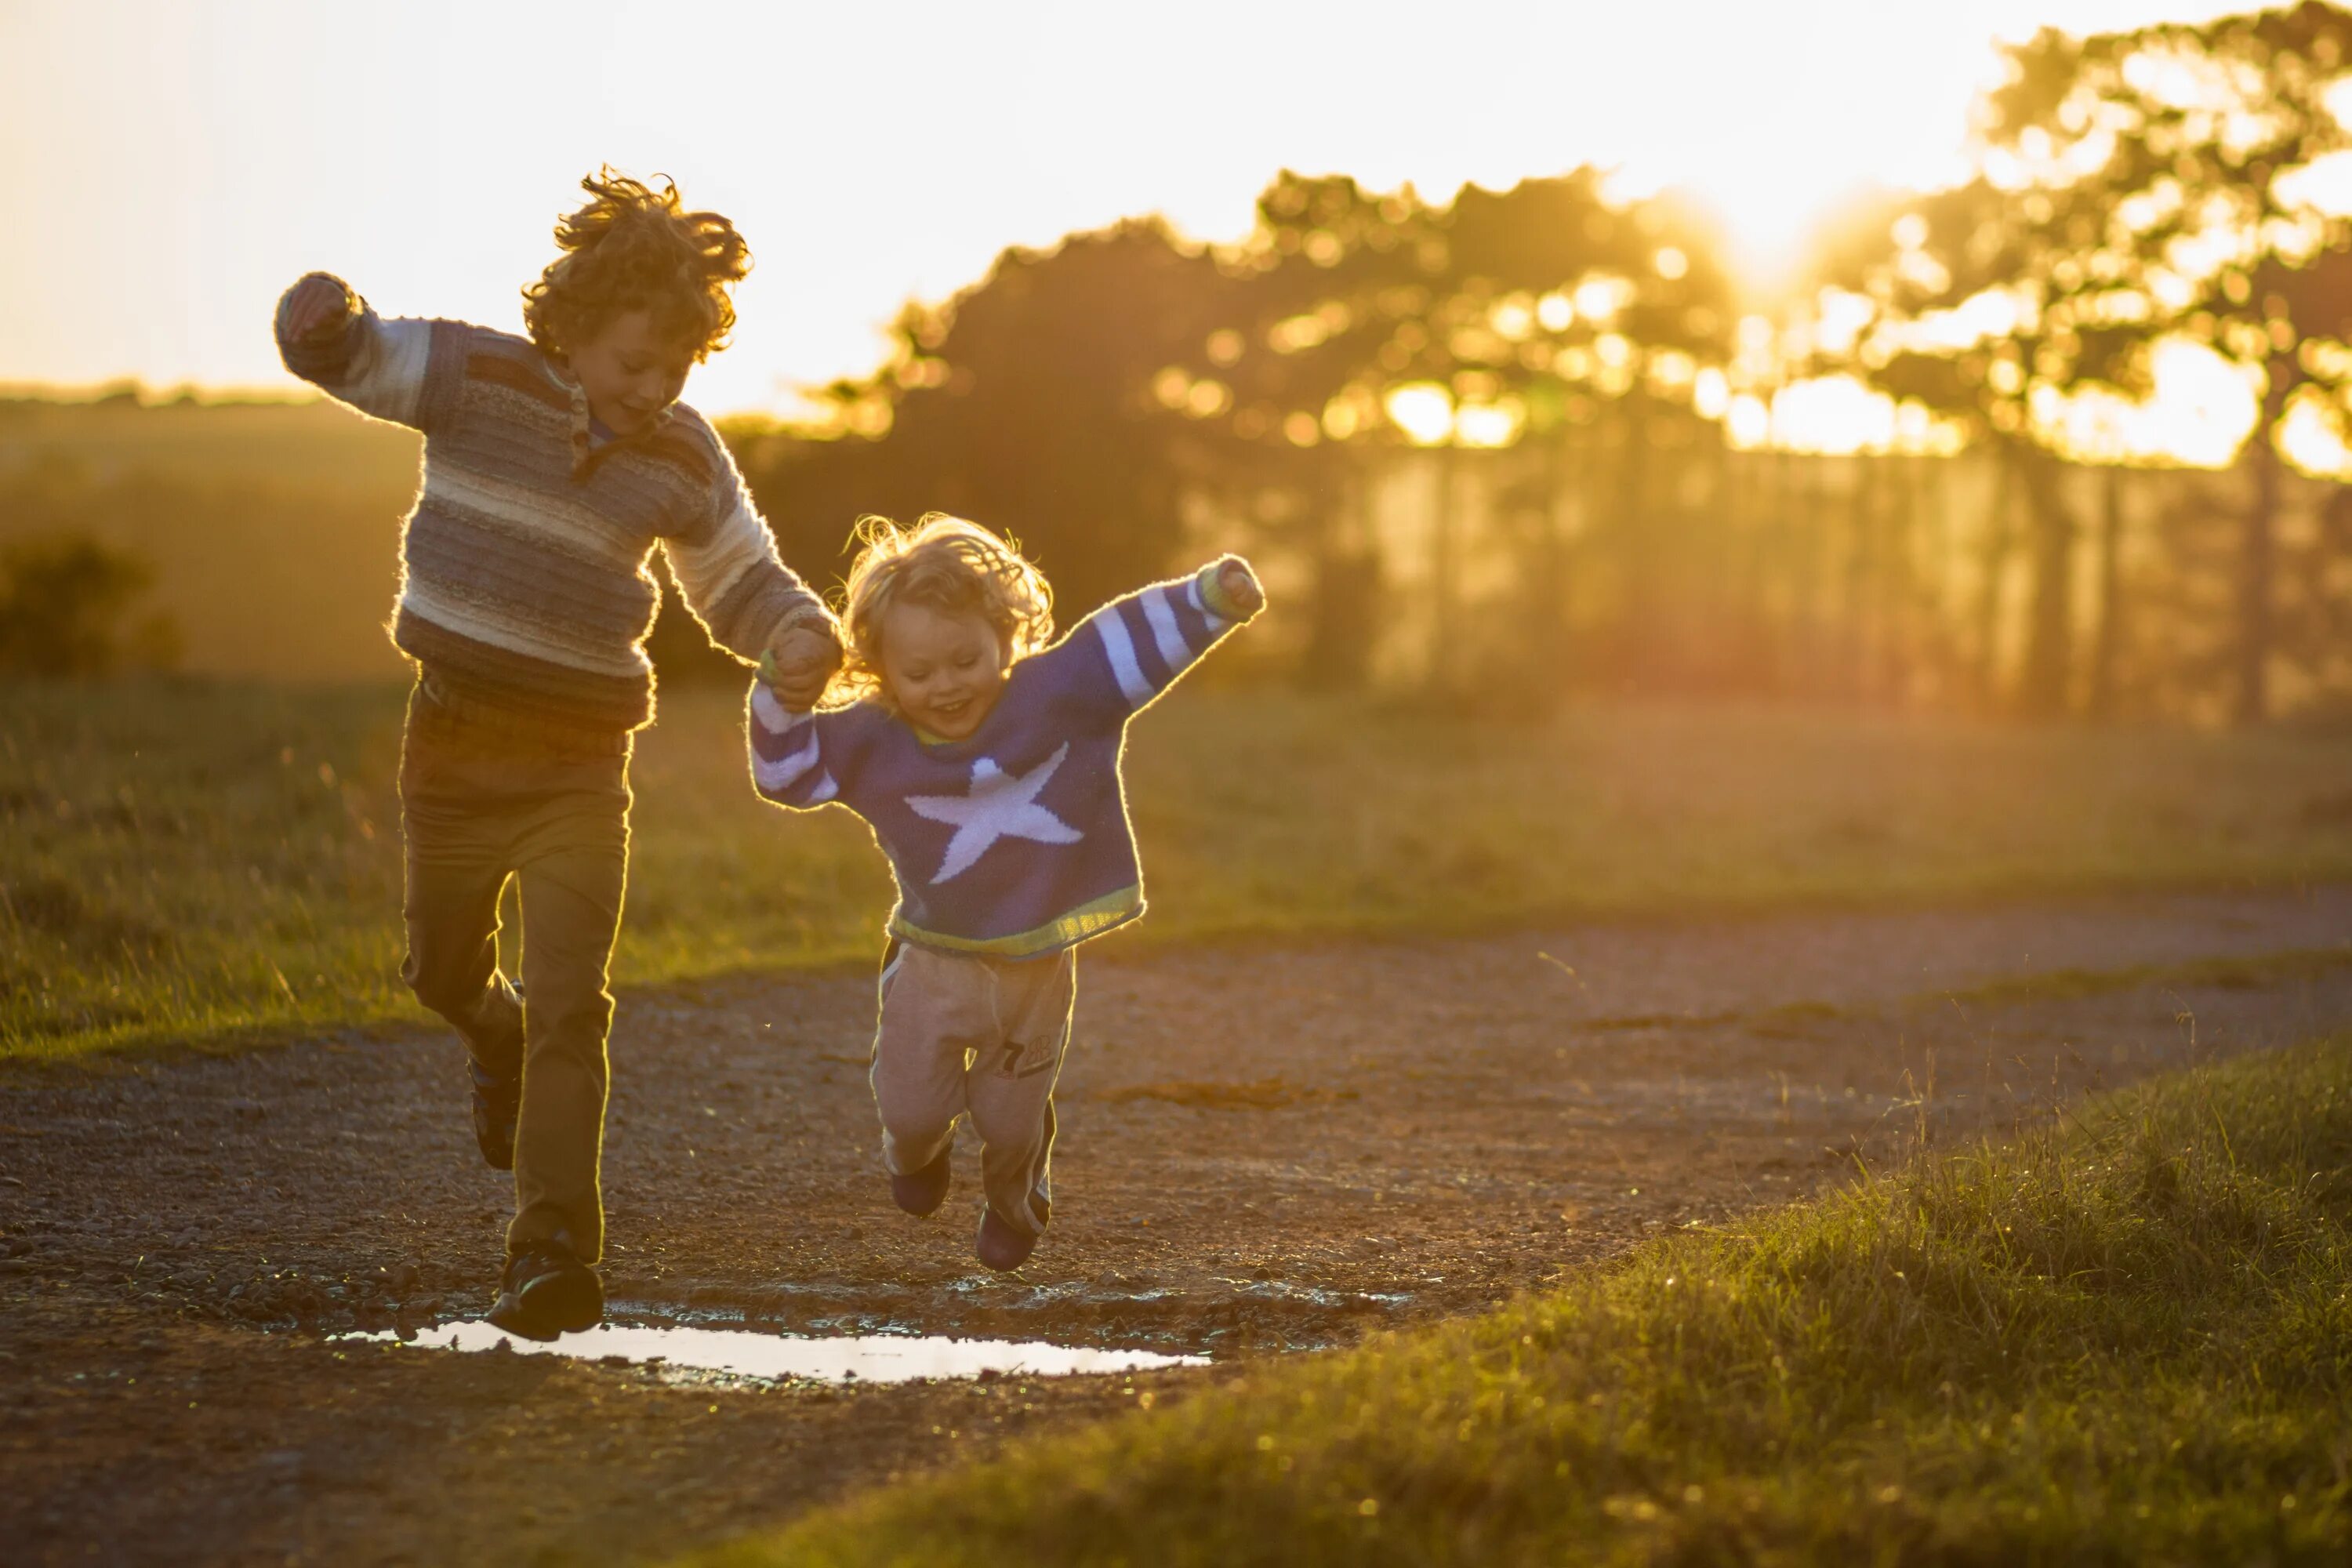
[1855,2,2352,720]
[1158,168,1742,698]
[739,220,1235,620]
[0,453,183,677]
[0,530,180,677]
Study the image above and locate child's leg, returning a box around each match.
[399,858,524,1073]
[397,703,523,1080]
[964,949,1076,1235]
[870,945,993,1180]
[502,761,630,1268]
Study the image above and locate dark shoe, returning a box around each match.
[890,1148,953,1218]
[975,1207,1039,1272]
[470,1062,521,1172]
[486,1240,602,1341]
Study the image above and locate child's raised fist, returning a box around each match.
[1216,557,1265,617]
[282,274,353,342]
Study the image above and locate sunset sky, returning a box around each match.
[0,0,2238,417]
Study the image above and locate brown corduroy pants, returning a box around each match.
[397,683,630,1265]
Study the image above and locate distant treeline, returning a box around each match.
[8,2,2350,721]
[731,0,2352,724]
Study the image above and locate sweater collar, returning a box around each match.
[891,660,1034,755]
[539,353,675,479]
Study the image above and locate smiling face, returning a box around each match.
[877,599,1008,740]
[563,308,692,436]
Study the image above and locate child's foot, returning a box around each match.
[975,1207,1039,1272]
[889,1148,953,1217]
[486,1240,602,1341]
[470,1063,521,1171]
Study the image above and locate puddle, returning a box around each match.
[1216,1279,1412,1308]
[339,1319,1207,1385]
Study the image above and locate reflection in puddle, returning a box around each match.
[342,1319,1207,1384]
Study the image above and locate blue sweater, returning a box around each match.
[748,558,1261,958]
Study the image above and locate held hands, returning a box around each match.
[1217,557,1265,617]
[758,625,843,710]
[282,275,352,343]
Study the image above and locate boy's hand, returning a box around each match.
[1217,557,1265,617]
[283,274,352,342]
[759,626,841,709]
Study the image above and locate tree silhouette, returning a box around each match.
[1809,175,2094,714]
[721,23,2350,722]
[1152,168,1742,697]
[1994,3,2352,720]
[1828,2,2352,719]
[737,220,1233,620]
[1149,172,1445,687]
[0,455,183,677]
[742,170,1741,700]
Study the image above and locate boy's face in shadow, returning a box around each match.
[566,309,692,436]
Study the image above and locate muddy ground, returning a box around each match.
[4,887,2350,1566]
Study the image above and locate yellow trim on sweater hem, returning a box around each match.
[890,885,1143,959]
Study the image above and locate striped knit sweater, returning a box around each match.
[748,559,1261,959]
[274,274,833,737]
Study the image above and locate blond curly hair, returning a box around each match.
[833,514,1054,710]
[521,169,750,362]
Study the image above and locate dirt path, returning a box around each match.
[5,888,2350,1566]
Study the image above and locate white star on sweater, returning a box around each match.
[903,744,1083,884]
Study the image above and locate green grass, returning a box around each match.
[0,681,887,1061]
[695,1036,2352,1568]
[12,679,2352,1062]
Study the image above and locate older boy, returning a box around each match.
[275,172,838,1338]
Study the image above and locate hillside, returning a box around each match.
[0,394,420,681]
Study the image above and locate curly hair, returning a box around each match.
[521,169,751,361]
[833,514,1054,710]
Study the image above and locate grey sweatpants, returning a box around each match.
[870,941,1076,1236]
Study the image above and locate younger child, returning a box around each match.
[275,172,840,1339]
[748,517,1264,1270]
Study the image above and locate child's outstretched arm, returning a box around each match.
[273,272,464,433]
[661,427,841,697]
[746,681,844,810]
[1059,554,1266,724]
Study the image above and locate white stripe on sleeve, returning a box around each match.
[668,496,765,609]
[348,318,432,426]
[750,683,813,736]
[1140,585,1195,674]
[753,731,822,795]
[1093,608,1155,708]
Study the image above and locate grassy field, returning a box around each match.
[9,677,2352,1061]
[695,1035,2352,1567]
[0,396,421,681]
